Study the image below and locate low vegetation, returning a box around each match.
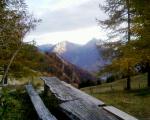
[0,87,38,120]
[0,76,44,119]
[81,74,150,120]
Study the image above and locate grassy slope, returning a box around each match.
[81,74,150,120]
[0,87,38,120]
[0,76,45,119]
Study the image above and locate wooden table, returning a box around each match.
[41,77,120,120]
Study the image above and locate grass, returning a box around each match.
[0,73,43,88]
[0,75,45,119]
[0,87,38,120]
[81,73,150,120]
[0,74,149,119]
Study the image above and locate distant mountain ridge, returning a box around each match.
[38,39,105,72]
[38,44,53,52]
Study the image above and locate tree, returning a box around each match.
[98,0,134,90]
[98,41,138,89]
[0,0,39,85]
[129,0,150,87]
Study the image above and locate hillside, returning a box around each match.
[36,52,97,86]
[81,74,150,120]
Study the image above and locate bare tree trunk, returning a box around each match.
[126,0,131,91]
[126,74,131,90]
[148,69,150,87]
[146,62,150,87]
[127,0,131,43]
[2,45,22,85]
[3,65,8,85]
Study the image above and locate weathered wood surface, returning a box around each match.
[25,85,57,120]
[41,77,120,120]
[41,77,104,106]
[104,106,138,120]
[62,81,105,106]
[60,100,120,120]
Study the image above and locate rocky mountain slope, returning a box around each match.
[38,52,97,87]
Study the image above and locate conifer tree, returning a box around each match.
[130,0,150,87]
[0,0,39,85]
[99,0,134,90]
[99,0,150,89]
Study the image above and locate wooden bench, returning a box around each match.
[103,106,138,120]
[25,84,57,120]
[41,77,120,120]
[41,77,139,120]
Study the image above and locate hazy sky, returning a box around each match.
[24,0,107,45]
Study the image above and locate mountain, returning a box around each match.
[36,52,97,87]
[38,39,105,72]
[52,41,81,54]
[38,44,53,52]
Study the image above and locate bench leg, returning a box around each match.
[44,83,48,96]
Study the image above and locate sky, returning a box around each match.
[24,0,107,45]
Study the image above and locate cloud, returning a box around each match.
[24,26,107,45]
[24,0,107,45]
[30,0,106,35]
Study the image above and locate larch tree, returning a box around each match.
[98,0,136,90]
[130,0,150,87]
[0,0,39,85]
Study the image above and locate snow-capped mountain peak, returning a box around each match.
[52,41,80,54]
[38,39,106,72]
[53,41,68,54]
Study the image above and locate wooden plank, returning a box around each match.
[25,85,57,120]
[60,100,119,120]
[61,81,105,106]
[103,106,138,120]
[41,77,120,120]
[41,77,105,106]
[41,77,77,102]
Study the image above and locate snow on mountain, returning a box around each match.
[38,39,105,72]
[52,41,81,54]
